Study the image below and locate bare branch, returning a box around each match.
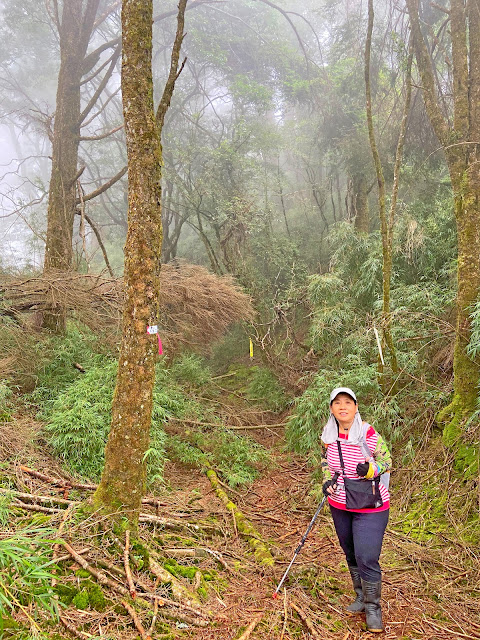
[77,165,127,204]
[79,46,121,125]
[79,124,124,141]
[156,0,189,132]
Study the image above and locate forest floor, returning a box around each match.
[7,420,480,640]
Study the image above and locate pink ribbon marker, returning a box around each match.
[147,325,163,355]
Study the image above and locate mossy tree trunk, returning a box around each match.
[406,0,480,426]
[43,0,101,332]
[351,172,369,233]
[92,0,187,529]
[365,0,406,390]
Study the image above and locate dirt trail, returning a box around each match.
[8,424,480,640]
[173,449,480,640]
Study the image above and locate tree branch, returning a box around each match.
[77,165,127,204]
[156,0,188,132]
[74,207,115,278]
[79,45,121,124]
[79,124,124,141]
[405,0,450,145]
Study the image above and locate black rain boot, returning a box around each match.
[361,579,384,633]
[346,566,364,614]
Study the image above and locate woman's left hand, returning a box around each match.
[356,462,375,478]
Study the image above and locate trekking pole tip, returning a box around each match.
[272,591,279,599]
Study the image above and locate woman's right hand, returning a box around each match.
[322,479,337,496]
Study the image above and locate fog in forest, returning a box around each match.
[0,0,428,275]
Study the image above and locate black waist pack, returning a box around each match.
[337,441,383,510]
[343,476,383,510]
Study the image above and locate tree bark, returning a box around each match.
[406,0,480,423]
[364,0,399,388]
[43,0,101,332]
[351,173,369,233]
[92,0,187,529]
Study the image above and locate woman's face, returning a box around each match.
[330,393,357,426]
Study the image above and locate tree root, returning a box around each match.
[205,467,275,566]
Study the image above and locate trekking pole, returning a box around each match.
[272,472,339,599]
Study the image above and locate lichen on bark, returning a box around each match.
[92,0,187,529]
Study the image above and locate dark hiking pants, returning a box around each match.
[330,505,389,582]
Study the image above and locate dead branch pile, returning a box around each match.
[0,262,254,351]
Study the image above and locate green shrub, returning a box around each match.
[0,527,58,624]
[169,354,211,387]
[0,383,13,421]
[168,427,271,488]
[42,360,212,485]
[208,324,251,374]
[246,366,288,411]
[31,324,106,403]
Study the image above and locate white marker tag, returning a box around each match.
[146,325,158,335]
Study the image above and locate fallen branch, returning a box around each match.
[52,504,75,588]
[122,599,152,640]
[205,467,274,566]
[280,589,288,640]
[148,554,201,609]
[290,602,320,639]
[180,418,287,430]
[16,468,168,508]
[164,547,230,571]
[19,466,96,490]
[0,488,75,507]
[141,592,210,620]
[139,512,219,535]
[124,530,137,598]
[147,597,159,637]
[60,615,93,639]
[91,557,209,620]
[62,542,131,598]
[12,499,59,514]
[236,612,263,640]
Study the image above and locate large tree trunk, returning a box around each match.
[43,0,101,332]
[406,0,480,426]
[351,173,369,232]
[445,165,480,426]
[92,0,187,529]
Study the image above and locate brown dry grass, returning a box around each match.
[0,262,254,353]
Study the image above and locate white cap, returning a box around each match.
[329,387,357,405]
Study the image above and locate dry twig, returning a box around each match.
[124,530,137,598]
[236,612,264,640]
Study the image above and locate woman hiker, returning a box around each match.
[321,387,391,633]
